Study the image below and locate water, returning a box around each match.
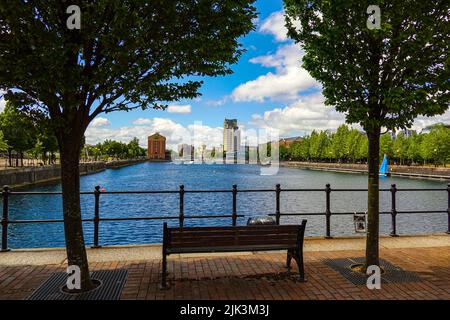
[3,162,448,248]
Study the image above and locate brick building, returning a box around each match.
[147,133,166,160]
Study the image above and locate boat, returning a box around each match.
[379,154,390,176]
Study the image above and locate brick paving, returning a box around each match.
[0,246,449,300]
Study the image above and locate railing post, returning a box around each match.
[179,185,185,228]
[1,186,10,252]
[325,184,332,238]
[390,184,398,237]
[232,184,237,226]
[447,183,450,235]
[92,186,101,248]
[275,184,281,225]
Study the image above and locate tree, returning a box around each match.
[0,130,8,152]
[285,0,449,267]
[421,124,450,166]
[331,125,350,162]
[0,103,36,166]
[0,1,256,291]
[393,132,409,165]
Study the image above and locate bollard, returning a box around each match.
[275,184,281,225]
[179,185,185,228]
[232,185,237,226]
[390,184,398,237]
[1,186,10,252]
[447,183,450,235]
[325,184,332,238]
[92,186,101,248]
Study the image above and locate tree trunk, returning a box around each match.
[60,135,94,292]
[365,128,381,267]
[8,149,12,167]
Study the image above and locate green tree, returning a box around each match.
[421,125,450,166]
[379,133,393,159]
[331,125,350,162]
[0,1,256,291]
[0,130,8,152]
[0,103,36,166]
[393,132,409,165]
[345,129,363,163]
[407,133,423,164]
[285,0,449,267]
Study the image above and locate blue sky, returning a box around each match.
[83,0,449,148]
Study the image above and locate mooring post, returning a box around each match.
[92,186,101,248]
[1,186,10,252]
[179,185,185,228]
[275,184,281,225]
[325,184,332,238]
[447,183,450,235]
[390,184,398,237]
[232,184,237,226]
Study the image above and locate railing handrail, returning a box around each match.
[1,183,449,251]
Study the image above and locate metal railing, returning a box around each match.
[1,183,449,251]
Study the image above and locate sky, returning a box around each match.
[1,0,449,149]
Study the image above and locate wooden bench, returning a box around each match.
[161,220,307,288]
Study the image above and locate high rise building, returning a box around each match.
[223,119,240,158]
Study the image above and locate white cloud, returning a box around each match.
[250,93,346,135]
[251,92,450,136]
[231,44,319,102]
[260,11,289,42]
[85,117,224,150]
[411,109,450,131]
[90,117,111,127]
[167,104,191,114]
[259,11,301,42]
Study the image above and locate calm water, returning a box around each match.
[3,162,449,248]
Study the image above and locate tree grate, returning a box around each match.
[26,269,128,300]
[323,257,421,285]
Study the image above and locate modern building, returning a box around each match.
[147,133,166,160]
[178,144,194,161]
[223,119,241,159]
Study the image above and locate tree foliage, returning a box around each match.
[284,0,449,267]
[0,0,256,291]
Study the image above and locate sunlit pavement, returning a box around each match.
[0,235,449,300]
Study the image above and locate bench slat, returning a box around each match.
[167,244,295,254]
[169,225,300,233]
[168,238,298,248]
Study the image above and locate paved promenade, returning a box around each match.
[0,235,449,300]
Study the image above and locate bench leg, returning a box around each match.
[286,249,293,269]
[294,250,306,282]
[160,253,168,289]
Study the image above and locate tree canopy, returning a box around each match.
[285,0,449,133]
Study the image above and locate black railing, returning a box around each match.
[1,183,449,251]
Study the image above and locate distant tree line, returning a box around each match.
[0,102,146,166]
[0,103,58,166]
[280,124,450,166]
[82,138,146,161]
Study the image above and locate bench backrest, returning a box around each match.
[163,220,307,250]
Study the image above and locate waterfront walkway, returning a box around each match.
[0,235,449,300]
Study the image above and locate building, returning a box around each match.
[223,119,241,158]
[178,144,194,161]
[279,136,302,148]
[147,133,166,160]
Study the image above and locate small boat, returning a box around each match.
[379,154,390,176]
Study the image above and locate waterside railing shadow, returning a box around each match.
[1,183,449,251]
